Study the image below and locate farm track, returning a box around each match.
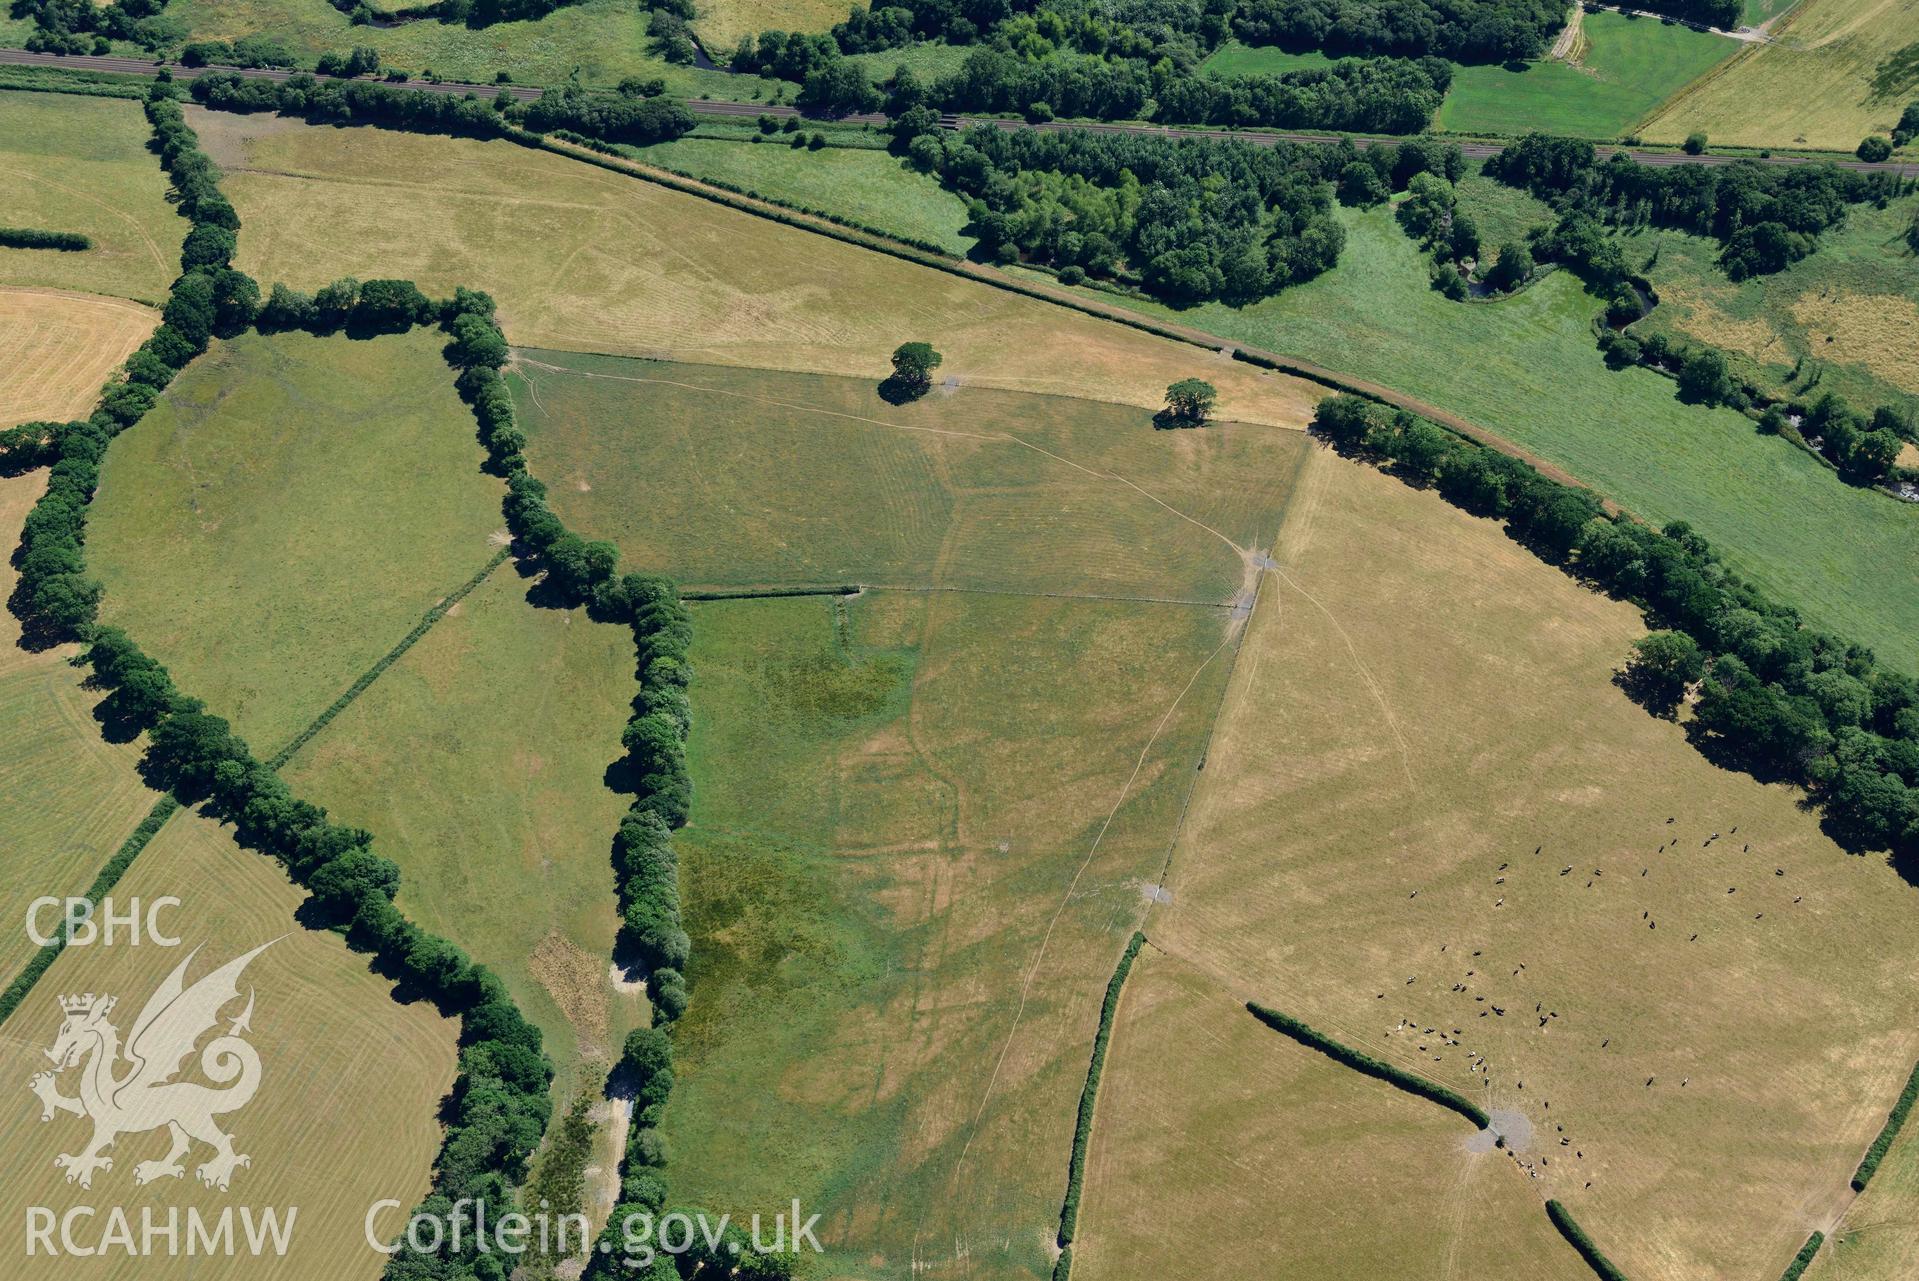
[5,47,1916,177]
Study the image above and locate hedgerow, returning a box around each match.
[4,87,558,1281]
[1056,931,1146,1251]
[0,227,91,251]
[1852,1060,1919,1190]
[1777,1231,1824,1281]
[1545,1199,1630,1281]
[1246,1000,1491,1129]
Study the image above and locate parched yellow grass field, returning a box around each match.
[1146,444,1919,1281]
[1642,0,1919,149]
[1789,291,1919,397]
[185,108,1322,431]
[1075,945,1589,1281]
[691,0,846,58]
[0,808,457,1281]
[0,471,165,986]
[0,91,184,304]
[284,566,645,1105]
[0,288,158,428]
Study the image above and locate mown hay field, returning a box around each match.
[0,289,158,429]
[86,329,504,749]
[1437,11,1739,140]
[1087,202,1919,673]
[1074,945,1590,1281]
[186,108,1322,431]
[1147,443,1919,1281]
[283,564,643,1104]
[0,471,162,984]
[0,808,457,1281]
[665,589,1238,1281]
[0,91,183,305]
[513,352,1310,601]
[1642,0,1919,149]
[1626,194,1919,413]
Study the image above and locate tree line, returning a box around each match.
[187,70,696,148]
[1312,393,1919,867]
[13,0,178,56]
[5,88,558,1281]
[730,0,1451,132]
[1488,134,1903,284]
[1231,0,1566,63]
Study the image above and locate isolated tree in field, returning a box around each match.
[1162,378,1218,425]
[1856,136,1893,163]
[1620,630,1703,717]
[1682,133,1708,155]
[883,341,942,401]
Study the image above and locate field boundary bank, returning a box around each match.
[1052,930,1148,1280]
[1247,1000,1492,1128]
[266,545,512,768]
[0,795,179,1028]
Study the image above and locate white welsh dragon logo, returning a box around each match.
[27,941,275,1192]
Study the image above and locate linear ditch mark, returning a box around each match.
[267,546,512,769]
[0,795,180,1029]
[685,582,1236,608]
[1051,930,1148,1281]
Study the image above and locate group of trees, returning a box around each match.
[187,71,695,149]
[897,119,1345,304]
[1312,393,1919,862]
[14,0,182,55]
[731,0,1451,132]
[1488,133,1902,281]
[1231,0,1565,62]
[6,93,557,1281]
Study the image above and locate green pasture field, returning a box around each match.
[1455,170,1557,251]
[620,136,976,252]
[842,39,976,83]
[283,563,643,1105]
[1080,200,1919,673]
[86,329,503,748]
[1075,946,1590,1280]
[510,351,1310,602]
[1642,0,1919,150]
[664,588,1238,1280]
[165,0,749,93]
[1436,11,1739,139]
[1150,443,1919,1281]
[0,471,161,985]
[192,111,1321,427]
[0,808,458,1281]
[1199,40,1338,76]
[1624,193,1919,413]
[0,91,184,305]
